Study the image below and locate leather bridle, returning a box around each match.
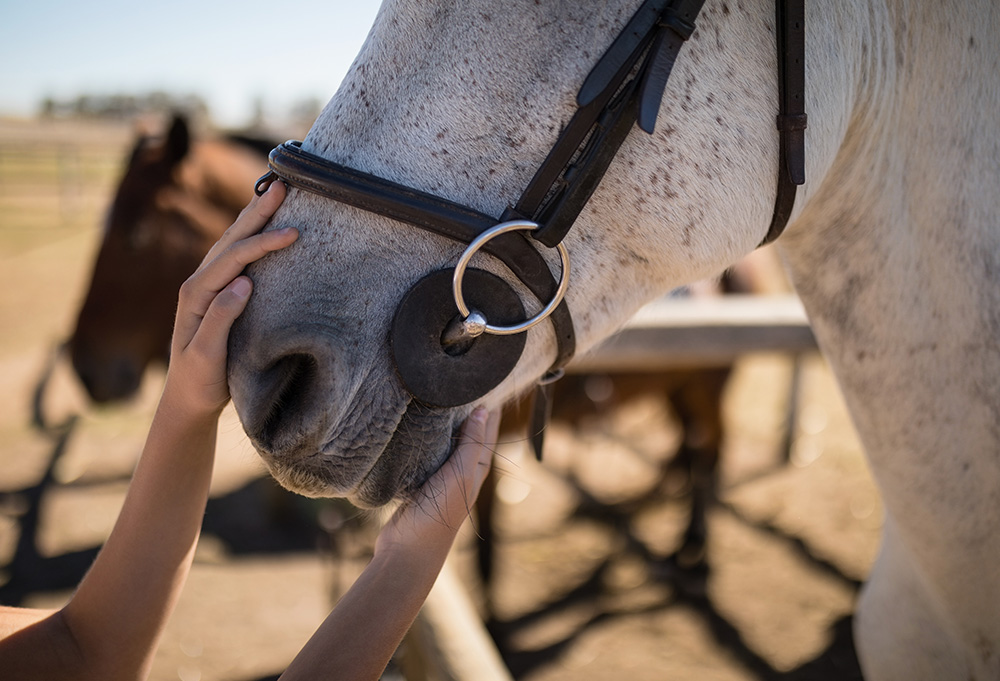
[254,0,806,448]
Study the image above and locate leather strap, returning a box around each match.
[256,141,576,374]
[258,141,496,241]
[638,5,701,133]
[518,0,706,248]
[761,0,806,245]
[529,378,556,461]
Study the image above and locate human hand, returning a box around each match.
[375,407,500,558]
[163,182,297,420]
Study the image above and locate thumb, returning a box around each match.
[451,407,499,498]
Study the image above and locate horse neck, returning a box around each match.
[781,0,1000,343]
[777,0,1000,478]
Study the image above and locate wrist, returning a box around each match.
[160,373,227,422]
[155,380,224,435]
[374,525,455,566]
[376,502,469,559]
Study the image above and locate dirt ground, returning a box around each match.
[0,117,879,680]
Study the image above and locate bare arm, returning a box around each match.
[279,407,500,681]
[0,183,297,681]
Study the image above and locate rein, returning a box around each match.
[254,0,806,452]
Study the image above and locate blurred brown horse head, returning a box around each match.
[70,115,270,402]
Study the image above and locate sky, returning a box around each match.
[0,0,383,127]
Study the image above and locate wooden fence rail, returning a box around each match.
[568,294,817,372]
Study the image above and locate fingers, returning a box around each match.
[184,275,254,366]
[193,182,295,297]
[374,408,501,556]
[424,407,498,521]
[161,182,297,416]
[202,181,287,262]
[454,407,499,496]
[172,187,298,350]
[191,226,298,302]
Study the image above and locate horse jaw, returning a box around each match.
[228,0,780,506]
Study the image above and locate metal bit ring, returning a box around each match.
[452,220,570,336]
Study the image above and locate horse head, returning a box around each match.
[227,0,819,507]
[70,114,267,402]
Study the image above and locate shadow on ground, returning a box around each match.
[486,468,864,681]
[0,419,328,606]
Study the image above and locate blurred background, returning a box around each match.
[1,0,381,130]
[0,2,878,680]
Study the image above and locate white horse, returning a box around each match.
[228,1,1000,679]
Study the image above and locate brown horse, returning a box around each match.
[69,115,271,402]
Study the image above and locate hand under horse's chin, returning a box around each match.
[261,401,462,508]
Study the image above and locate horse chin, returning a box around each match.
[351,405,460,508]
[259,401,461,509]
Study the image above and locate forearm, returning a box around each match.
[0,184,295,680]
[279,541,453,681]
[61,394,219,679]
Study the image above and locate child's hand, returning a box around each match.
[163,182,297,420]
[375,408,500,557]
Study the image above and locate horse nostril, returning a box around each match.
[257,353,320,448]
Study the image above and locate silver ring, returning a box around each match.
[452,220,570,336]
